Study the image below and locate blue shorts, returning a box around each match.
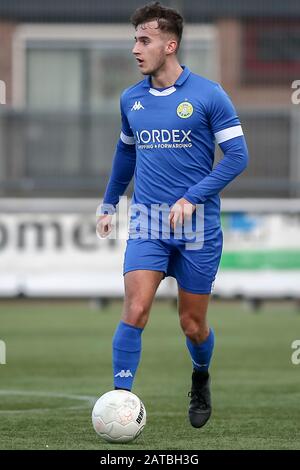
[123,229,223,294]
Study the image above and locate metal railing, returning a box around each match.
[0,107,299,197]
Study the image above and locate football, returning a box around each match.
[92,390,146,443]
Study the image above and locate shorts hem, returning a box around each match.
[123,267,167,276]
[176,280,213,295]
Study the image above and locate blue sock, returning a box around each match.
[186,328,215,372]
[112,321,143,391]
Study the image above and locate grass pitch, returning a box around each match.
[0,299,299,450]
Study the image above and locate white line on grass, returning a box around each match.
[0,390,185,416]
[0,390,97,414]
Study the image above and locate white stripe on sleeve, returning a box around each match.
[214,125,243,144]
[120,131,135,145]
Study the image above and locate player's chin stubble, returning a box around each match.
[143,60,166,77]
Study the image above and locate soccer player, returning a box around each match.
[96,2,248,428]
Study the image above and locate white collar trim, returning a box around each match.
[149,86,176,96]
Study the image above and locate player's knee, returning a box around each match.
[180,316,209,343]
[185,327,210,344]
[122,301,149,328]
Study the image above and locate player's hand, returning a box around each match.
[169,198,196,231]
[96,214,113,238]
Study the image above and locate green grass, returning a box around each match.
[0,299,300,450]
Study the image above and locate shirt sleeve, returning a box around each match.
[98,94,136,215]
[208,84,243,142]
[119,91,135,146]
[183,85,248,204]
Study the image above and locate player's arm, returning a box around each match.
[170,85,248,229]
[182,84,248,205]
[96,94,136,238]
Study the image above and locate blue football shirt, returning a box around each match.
[103,65,247,236]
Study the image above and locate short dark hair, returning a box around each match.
[131,2,184,50]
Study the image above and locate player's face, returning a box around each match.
[132,21,174,75]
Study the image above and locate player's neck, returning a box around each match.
[150,61,183,89]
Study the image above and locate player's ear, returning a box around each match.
[166,38,178,55]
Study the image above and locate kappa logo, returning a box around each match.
[131,101,144,111]
[114,369,133,378]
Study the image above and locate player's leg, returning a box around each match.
[169,230,223,427]
[178,289,214,375]
[178,289,213,368]
[121,270,164,328]
[113,235,171,392]
[178,288,214,428]
[113,270,164,391]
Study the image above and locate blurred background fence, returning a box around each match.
[0,108,299,197]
